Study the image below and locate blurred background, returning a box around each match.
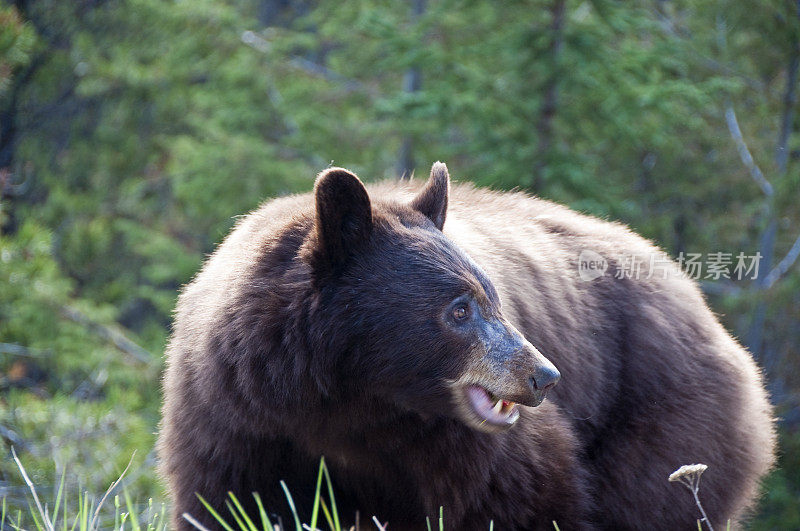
[0,0,798,528]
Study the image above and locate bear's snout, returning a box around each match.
[528,359,561,406]
[471,317,561,408]
[499,343,560,408]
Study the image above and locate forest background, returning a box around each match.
[1,0,799,528]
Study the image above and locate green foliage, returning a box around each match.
[0,5,35,101]
[751,429,800,530]
[0,223,161,506]
[1,0,798,528]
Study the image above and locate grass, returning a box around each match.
[185,458,352,531]
[3,447,167,531]
[4,448,724,531]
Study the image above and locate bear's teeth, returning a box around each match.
[492,400,503,415]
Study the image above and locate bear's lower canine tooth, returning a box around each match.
[492,400,503,415]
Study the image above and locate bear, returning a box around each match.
[158,162,775,530]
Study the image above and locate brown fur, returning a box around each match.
[158,164,775,530]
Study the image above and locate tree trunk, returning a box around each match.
[397,0,426,180]
[532,0,566,193]
[746,22,800,361]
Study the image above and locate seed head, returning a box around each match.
[669,463,709,493]
[669,463,708,483]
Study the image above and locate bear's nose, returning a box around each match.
[528,364,560,406]
[531,364,561,391]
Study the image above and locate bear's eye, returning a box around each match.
[452,304,470,321]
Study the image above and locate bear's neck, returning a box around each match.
[280,395,500,523]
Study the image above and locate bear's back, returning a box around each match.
[430,182,773,525]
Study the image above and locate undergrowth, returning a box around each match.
[2,449,723,531]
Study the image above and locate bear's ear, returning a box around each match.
[310,167,373,278]
[410,161,449,231]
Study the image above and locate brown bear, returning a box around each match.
[158,162,775,530]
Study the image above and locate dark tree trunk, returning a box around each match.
[746,12,800,362]
[396,0,426,180]
[532,0,566,193]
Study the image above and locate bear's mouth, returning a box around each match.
[464,384,520,427]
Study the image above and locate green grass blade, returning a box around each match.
[226,492,258,531]
[7,507,22,531]
[252,493,274,531]
[68,508,79,531]
[309,458,326,531]
[438,506,443,531]
[158,507,168,531]
[196,494,235,531]
[552,522,560,531]
[279,481,302,531]
[53,467,66,530]
[61,486,68,531]
[224,500,248,531]
[123,489,140,530]
[318,498,335,531]
[79,491,89,531]
[426,516,432,531]
[319,459,340,531]
[489,520,494,531]
[85,492,92,531]
[29,503,44,531]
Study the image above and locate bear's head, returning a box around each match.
[300,162,560,433]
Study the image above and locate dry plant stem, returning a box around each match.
[675,476,715,531]
[691,485,714,531]
[11,446,54,531]
[88,451,136,530]
[183,512,212,531]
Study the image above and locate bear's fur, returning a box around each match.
[158,163,775,530]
